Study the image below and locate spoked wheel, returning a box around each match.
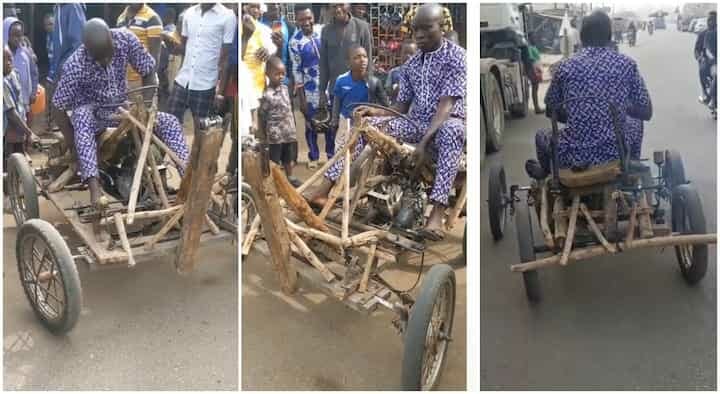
[515,199,541,302]
[402,264,456,390]
[16,219,82,334]
[671,184,708,284]
[664,150,687,188]
[488,163,508,241]
[240,182,257,243]
[7,153,39,226]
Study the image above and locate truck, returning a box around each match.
[480,3,531,163]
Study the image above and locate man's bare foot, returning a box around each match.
[88,177,109,210]
[421,204,446,241]
[303,178,334,207]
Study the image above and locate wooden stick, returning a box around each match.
[145,206,184,250]
[47,165,75,193]
[127,106,157,224]
[553,196,567,245]
[120,108,184,167]
[511,233,717,272]
[297,125,362,193]
[242,215,261,255]
[103,205,183,225]
[205,214,220,235]
[638,191,654,239]
[270,164,328,231]
[559,195,580,266]
[287,227,336,282]
[580,203,616,253]
[114,212,136,267]
[319,171,345,220]
[359,242,377,293]
[539,182,555,249]
[348,150,375,219]
[342,149,351,242]
[626,205,638,244]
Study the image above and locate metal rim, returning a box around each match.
[240,190,257,241]
[420,278,455,390]
[19,234,67,322]
[8,166,27,225]
[491,88,504,141]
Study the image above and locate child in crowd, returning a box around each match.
[259,56,300,186]
[4,46,37,167]
[331,44,389,147]
[385,40,416,104]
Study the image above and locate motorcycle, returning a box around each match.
[700,47,717,119]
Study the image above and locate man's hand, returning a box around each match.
[352,105,375,118]
[271,31,283,49]
[255,47,270,62]
[215,94,225,112]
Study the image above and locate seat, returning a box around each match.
[558,160,622,188]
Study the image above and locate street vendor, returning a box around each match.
[52,18,190,208]
[306,4,466,240]
[525,10,652,180]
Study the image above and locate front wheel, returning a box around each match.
[7,153,39,226]
[16,219,82,334]
[516,199,541,302]
[488,163,508,241]
[672,185,708,284]
[402,264,456,390]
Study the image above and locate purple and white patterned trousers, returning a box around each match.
[325,116,465,205]
[70,105,190,181]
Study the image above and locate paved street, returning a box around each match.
[242,115,467,389]
[480,26,717,390]
[3,117,238,390]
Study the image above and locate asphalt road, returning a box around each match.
[242,119,467,389]
[480,26,717,390]
[3,116,239,390]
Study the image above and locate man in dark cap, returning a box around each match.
[525,10,652,180]
[308,4,466,239]
[53,18,189,207]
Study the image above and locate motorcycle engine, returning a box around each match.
[393,181,426,230]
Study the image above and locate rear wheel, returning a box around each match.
[664,150,687,188]
[485,75,505,153]
[488,164,507,241]
[510,68,529,118]
[672,185,708,284]
[515,200,541,302]
[7,153,39,226]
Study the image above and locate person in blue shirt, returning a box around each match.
[260,3,295,87]
[331,44,388,147]
[48,3,86,84]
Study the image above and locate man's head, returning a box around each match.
[331,4,351,24]
[83,18,114,67]
[43,13,55,33]
[266,56,286,87]
[164,7,177,25]
[245,3,261,19]
[580,10,612,48]
[7,21,23,51]
[3,46,12,76]
[265,3,282,21]
[708,11,717,31]
[351,4,367,20]
[347,44,368,74]
[400,40,417,63]
[413,4,444,52]
[295,6,315,36]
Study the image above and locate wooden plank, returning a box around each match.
[342,149,351,243]
[539,181,554,249]
[359,243,377,293]
[580,203,616,253]
[319,171,345,220]
[145,206,184,250]
[242,215,261,256]
[287,227,336,282]
[127,104,157,224]
[114,212,136,267]
[559,195,580,266]
[270,163,328,231]
[638,191,654,239]
[553,196,567,245]
[175,121,225,274]
[348,149,375,219]
[242,151,297,294]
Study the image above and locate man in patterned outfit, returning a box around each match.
[290,5,332,170]
[526,10,652,179]
[53,18,189,208]
[307,4,466,239]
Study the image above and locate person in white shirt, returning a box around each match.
[167,3,237,131]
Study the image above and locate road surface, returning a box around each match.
[480,26,717,390]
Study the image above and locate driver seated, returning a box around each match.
[52,19,189,208]
[525,11,653,181]
[306,4,466,240]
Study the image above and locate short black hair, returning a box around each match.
[580,10,612,48]
[347,43,365,58]
[266,56,285,74]
[294,4,312,14]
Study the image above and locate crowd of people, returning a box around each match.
[242,2,466,237]
[3,3,239,208]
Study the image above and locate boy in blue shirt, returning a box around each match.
[331,44,388,147]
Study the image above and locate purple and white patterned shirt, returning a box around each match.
[398,39,466,123]
[52,28,155,117]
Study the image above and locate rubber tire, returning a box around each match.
[240,182,257,238]
[402,264,456,390]
[509,68,529,118]
[462,223,467,265]
[515,200,541,302]
[664,150,687,188]
[16,219,82,334]
[671,185,708,284]
[480,101,487,165]
[488,163,507,241]
[485,75,505,153]
[8,153,39,226]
